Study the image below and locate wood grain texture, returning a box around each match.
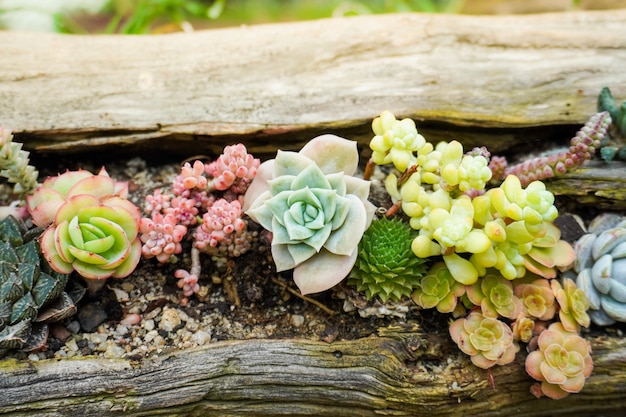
[1,329,625,417]
[1,10,626,155]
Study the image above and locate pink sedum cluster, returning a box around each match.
[140,143,259,302]
[195,198,246,250]
[205,144,260,192]
[139,213,187,263]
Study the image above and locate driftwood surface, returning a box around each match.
[2,9,626,417]
[1,328,626,417]
[1,10,626,157]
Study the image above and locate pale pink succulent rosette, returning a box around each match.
[449,311,517,369]
[27,168,141,280]
[243,134,376,295]
[525,322,593,399]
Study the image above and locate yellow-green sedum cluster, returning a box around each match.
[367,110,594,400]
[370,111,574,286]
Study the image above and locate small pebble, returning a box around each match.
[120,313,142,326]
[104,343,126,359]
[65,338,79,352]
[66,320,81,334]
[290,314,305,328]
[143,319,155,331]
[110,287,130,302]
[145,307,162,321]
[158,308,182,332]
[191,330,211,345]
[89,333,109,344]
[28,354,40,362]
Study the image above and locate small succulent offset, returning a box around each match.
[348,217,429,303]
[525,322,593,399]
[411,262,465,313]
[27,168,141,294]
[0,216,82,356]
[245,134,376,295]
[572,213,626,326]
[0,127,39,200]
[449,311,517,369]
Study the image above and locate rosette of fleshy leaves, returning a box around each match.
[572,213,626,326]
[466,272,523,319]
[0,215,83,356]
[244,134,376,295]
[449,311,518,369]
[348,216,429,303]
[411,262,465,313]
[0,127,39,200]
[514,277,557,322]
[369,110,428,172]
[525,322,593,400]
[27,169,141,293]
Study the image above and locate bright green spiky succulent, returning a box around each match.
[0,216,82,356]
[349,217,428,303]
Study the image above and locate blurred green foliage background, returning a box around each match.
[0,0,605,34]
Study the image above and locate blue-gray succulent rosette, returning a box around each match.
[243,135,375,294]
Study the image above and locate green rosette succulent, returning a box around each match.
[348,217,428,303]
[411,262,464,313]
[244,135,376,294]
[0,216,81,355]
[39,194,142,282]
[28,168,141,290]
[466,272,523,319]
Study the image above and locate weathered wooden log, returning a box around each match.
[1,328,625,417]
[546,160,626,211]
[1,10,626,157]
[2,10,626,417]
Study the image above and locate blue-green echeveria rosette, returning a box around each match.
[244,135,376,295]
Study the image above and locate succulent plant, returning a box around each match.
[598,87,626,138]
[525,322,593,400]
[0,216,82,355]
[369,110,428,172]
[205,143,260,193]
[348,217,428,303]
[0,127,39,200]
[410,262,464,313]
[514,278,557,321]
[27,168,129,229]
[466,272,523,319]
[195,198,251,257]
[573,213,626,325]
[139,212,187,263]
[511,315,535,343]
[551,278,590,333]
[489,111,612,185]
[449,311,517,369]
[245,134,376,295]
[27,169,142,293]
